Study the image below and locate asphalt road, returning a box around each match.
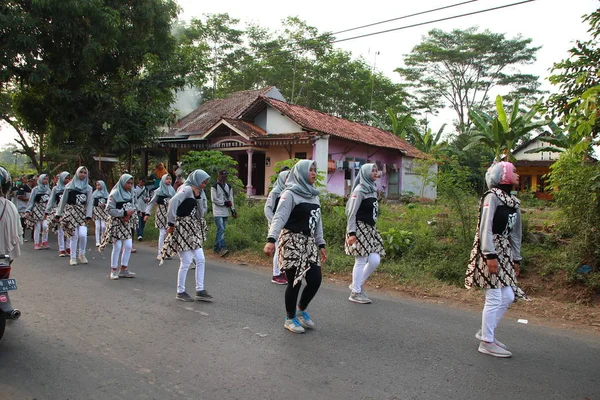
[0,238,598,400]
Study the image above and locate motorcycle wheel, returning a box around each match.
[0,313,5,341]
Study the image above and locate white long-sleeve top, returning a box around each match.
[479,192,522,262]
[167,186,206,226]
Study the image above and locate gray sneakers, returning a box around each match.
[195,290,213,302]
[78,255,88,264]
[349,291,372,304]
[176,292,194,302]
[295,309,315,329]
[478,341,512,358]
[284,317,306,334]
[476,329,507,349]
[118,269,136,278]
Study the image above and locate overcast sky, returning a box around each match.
[1,0,598,147]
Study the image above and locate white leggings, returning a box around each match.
[95,219,106,245]
[351,253,381,293]
[111,239,133,269]
[481,286,515,342]
[33,220,49,245]
[69,226,88,259]
[157,228,166,256]
[272,241,280,276]
[178,248,205,294]
[57,227,70,251]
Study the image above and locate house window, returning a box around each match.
[295,152,307,159]
[537,175,546,192]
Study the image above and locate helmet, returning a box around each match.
[0,166,12,195]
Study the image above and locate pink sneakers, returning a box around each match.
[271,273,288,285]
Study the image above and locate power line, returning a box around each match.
[331,0,536,44]
[331,0,481,36]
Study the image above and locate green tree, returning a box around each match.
[179,150,244,193]
[1,0,187,175]
[397,27,542,133]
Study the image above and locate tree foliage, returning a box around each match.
[179,150,244,193]
[465,96,546,161]
[1,0,187,175]
[397,27,542,133]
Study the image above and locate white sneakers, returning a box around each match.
[476,329,507,349]
[478,341,512,358]
[78,255,88,264]
[69,258,77,266]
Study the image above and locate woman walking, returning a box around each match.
[55,167,93,266]
[161,170,212,302]
[92,180,109,247]
[465,161,526,358]
[264,169,290,285]
[25,174,51,250]
[145,174,176,260]
[46,171,71,257]
[345,163,385,304]
[99,174,137,280]
[264,160,327,334]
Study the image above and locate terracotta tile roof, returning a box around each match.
[166,87,275,137]
[221,118,266,138]
[513,160,555,167]
[260,96,427,158]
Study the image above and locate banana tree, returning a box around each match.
[465,95,547,161]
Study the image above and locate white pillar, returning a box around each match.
[246,149,254,196]
[314,135,329,189]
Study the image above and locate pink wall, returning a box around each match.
[325,138,403,197]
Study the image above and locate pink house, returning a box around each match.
[159,87,436,199]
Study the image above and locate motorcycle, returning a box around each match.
[0,254,20,341]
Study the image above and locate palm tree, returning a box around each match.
[465,95,547,161]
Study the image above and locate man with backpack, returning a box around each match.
[210,170,235,256]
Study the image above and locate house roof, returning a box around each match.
[259,96,427,158]
[221,118,266,138]
[513,132,552,155]
[167,87,275,137]
[513,160,554,167]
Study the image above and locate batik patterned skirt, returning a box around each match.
[93,205,109,222]
[24,201,48,230]
[99,215,137,250]
[60,204,87,238]
[155,204,168,230]
[465,233,527,299]
[277,229,319,287]
[160,215,208,262]
[344,220,385,257]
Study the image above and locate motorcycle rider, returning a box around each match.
[0,166,23,259]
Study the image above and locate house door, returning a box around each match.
[388,170,400,198]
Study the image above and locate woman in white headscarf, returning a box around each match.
[264,168,290,285]
[45,171,71,257]
[99,174,137,280]
[144,174,176,260]
[25,174,51,250]
[345,163,385,304]
[55,166,93,266]
[162,170,211,302]
[92,180,109,247]
[466,161,526,358]
[264,160,327,334]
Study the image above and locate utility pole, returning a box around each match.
[369,51,380,115]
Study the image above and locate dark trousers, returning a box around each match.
[284,264,322,319]
[137,213,145,238]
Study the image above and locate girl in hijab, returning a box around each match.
[264,160,327,334]
[466,161,526,358]
[162,170,211,302]
[55,166,93,266]
[98,174,137,280]
[345,164,385,304]
[92,180,109,247]
[144,174,176,260]
[264,169,290,285]
[45,171,71,257]
[25,174,51,250]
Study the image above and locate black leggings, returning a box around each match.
[285,264,322,319]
